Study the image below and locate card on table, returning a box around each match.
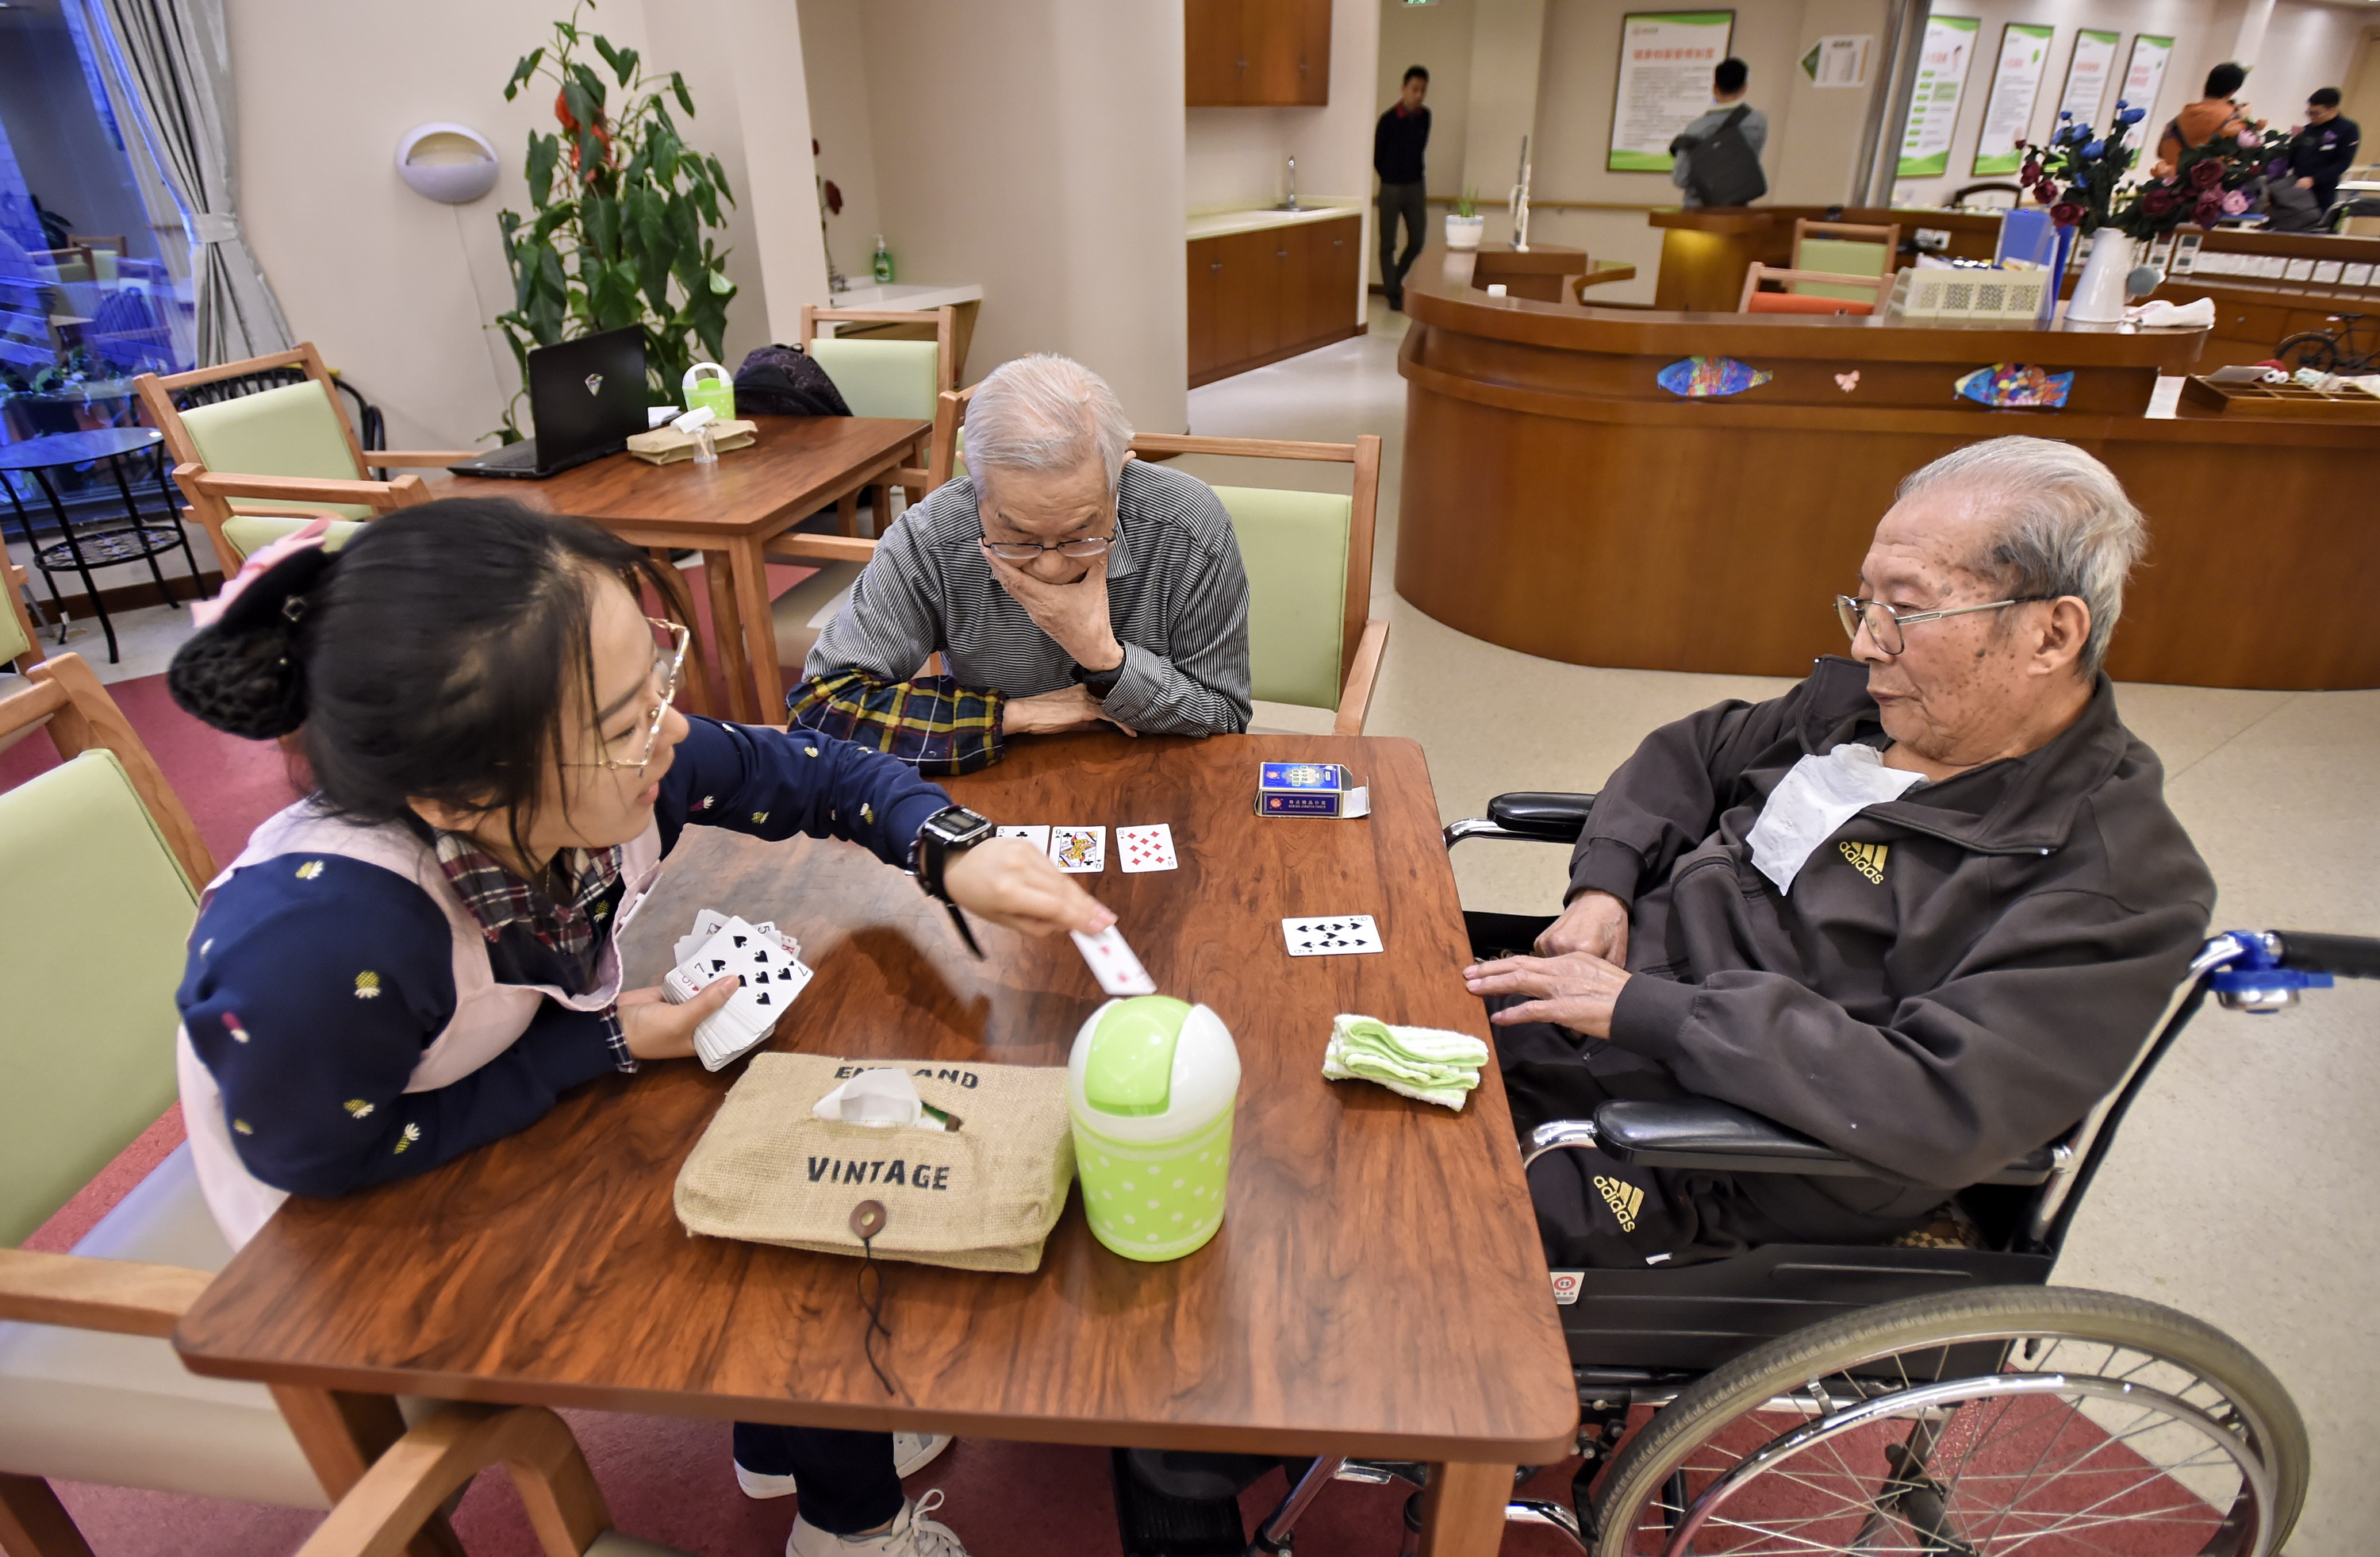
[1116,823,1177,873]
[996,824,1053,852]
[1049,825,1107,874]
[1282,915,1383,957]
[1072,925,1157,996]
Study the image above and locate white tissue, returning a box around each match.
[1746,744,1923,894]
[811,1067,942,1129]
[2124,297,2216,329]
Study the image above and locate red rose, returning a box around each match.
[2034,179,2059,202]
[2021,160,2044,183]
[2188,158,2224,189]
[2194,192,2224,225]
[2141,186,2178,217]
[2050,202,2085,227]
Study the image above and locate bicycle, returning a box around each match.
[2274,310,2378,373]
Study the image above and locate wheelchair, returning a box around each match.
[1226,790,2377,1557]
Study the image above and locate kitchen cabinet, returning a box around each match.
[1185,0,1331,107]
[1186,213,1361,387]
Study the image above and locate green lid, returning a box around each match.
[1083,996,1193,1116]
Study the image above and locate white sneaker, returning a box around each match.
[786,1489,969,1556]
[737,1433,954,1499]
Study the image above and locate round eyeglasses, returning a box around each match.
[1834,594,2049,656]
[979,532,1115,563]
[563,618,690,771]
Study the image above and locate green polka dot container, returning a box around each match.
[1068,996,1241,1263]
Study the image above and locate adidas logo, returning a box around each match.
[1593,1174,1643,1233]
[1839,840,1889,883]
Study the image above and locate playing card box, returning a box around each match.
[1256,762,1371,819]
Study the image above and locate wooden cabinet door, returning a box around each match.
[1236,0,1329,106]
[1187,238,1221,382]
[1306,217,1357,340]
[1185,0,1244,106]
[1293,0,1332,106]
[1273,223,1311,351]
[1212,230,1262,371]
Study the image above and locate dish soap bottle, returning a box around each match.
[871,235,894,284]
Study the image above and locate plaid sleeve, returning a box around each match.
[786,671,1007,777]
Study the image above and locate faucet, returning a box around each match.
[1276,157,1300,212]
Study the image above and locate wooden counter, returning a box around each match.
[1394,277,2380,690]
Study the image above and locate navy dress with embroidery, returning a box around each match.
[177,717,949,1198]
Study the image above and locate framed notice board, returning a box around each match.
[1897,13,1980,179]
[1973,22,2054,175]
[1608,10,1737,172]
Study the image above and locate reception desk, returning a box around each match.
[1395,276,2380,690]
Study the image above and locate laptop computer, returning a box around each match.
[448,327,651,479]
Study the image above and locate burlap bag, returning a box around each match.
[674,1054,1076,1273]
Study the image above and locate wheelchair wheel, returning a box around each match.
[1589,1286,2305,1557]
[2273,332,2338,374]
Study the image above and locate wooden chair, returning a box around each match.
[134,344,473,575]
[797,305,959,529]
[1739,263,1889,314]
[1787,219,1902,303]
[1127,432,1388,736]
[291,1405,689,1557]
[4,560,44,674]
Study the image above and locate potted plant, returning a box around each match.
[496,1,737,438]
[2019,104,2282,323]
[1445,188,1485,251]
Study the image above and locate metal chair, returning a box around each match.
[1231,790,2359,1557]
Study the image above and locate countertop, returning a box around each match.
[1186,202,1364,241]
[820,282,983,313]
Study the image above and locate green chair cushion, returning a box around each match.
[1792,237,1891,302]
[1211,486,1349,712]
[221,515,364,563]
[0,592,31,664]
[0,752,199,1244]
[808,338,942,421]
[178,381,375,522]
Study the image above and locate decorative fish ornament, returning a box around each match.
[1955,363,2074,409]
[1656,356,1774,398]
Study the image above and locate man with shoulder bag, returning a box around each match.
[1670,56,1768,208]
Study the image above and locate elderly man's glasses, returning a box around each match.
[1835,594,2048,656]
[980,532,1115,563]
[564,617,689,771]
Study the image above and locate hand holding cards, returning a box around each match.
[662,909,814,1071]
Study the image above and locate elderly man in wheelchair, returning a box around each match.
[1119,436,2378,1557]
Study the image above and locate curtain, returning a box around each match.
[89,0,291,364]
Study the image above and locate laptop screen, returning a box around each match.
[526,327,651,466]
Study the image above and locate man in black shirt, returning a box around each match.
[2289,88,2361,218]
[1374,65,1431,310]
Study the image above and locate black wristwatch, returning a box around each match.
[1069,648,1127,698]
[913,805,996,959]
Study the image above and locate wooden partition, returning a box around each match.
[1649,206,2003,310]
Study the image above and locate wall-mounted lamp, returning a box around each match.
[395,123,499,204]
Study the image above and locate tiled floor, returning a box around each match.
[1190,302,2380,1556]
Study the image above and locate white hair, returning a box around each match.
[1894,436,2146,675]
[961,354,1133,492]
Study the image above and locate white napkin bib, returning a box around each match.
[1746,744,1924,894]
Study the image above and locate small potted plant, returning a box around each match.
[1445,188,1484,251]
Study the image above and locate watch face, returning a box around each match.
[931,806,996,845]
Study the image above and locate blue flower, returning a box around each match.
[2082,140,2105,160]
[2059,110,2073,121]
[2119,107,2145,125]
[2114,100,2128,111]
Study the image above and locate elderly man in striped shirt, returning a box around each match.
[790,353,1252,772]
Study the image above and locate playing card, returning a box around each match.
[1117,823,1177,873]
[1072,925,1157,996]
[996,824,1052,852]
[662,917,814,1070]
[1049,825,1107,874]
[1281,915,1383,957]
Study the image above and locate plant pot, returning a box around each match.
[1444,214,1484,251]
[2065,230,2136,323]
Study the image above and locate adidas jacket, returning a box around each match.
[1570,656,2214,1198]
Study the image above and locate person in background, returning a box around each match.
[1671,58,1767,207]
[2287,88,2361,217]
[2156,61,2260,174]
[1374,65,1431,311]
[167,502,1110,1557]
[791,354,1250,772]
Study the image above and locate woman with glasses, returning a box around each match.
[165,499,1102,1557]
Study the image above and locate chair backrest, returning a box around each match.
[135,344,373,517]
[0,655,214,1244]
[1127,434,1380,713]
[1739,264,1883,314]
[800,305,957,424]
[1791,219,1901,302]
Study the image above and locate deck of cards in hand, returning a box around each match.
[662,908,815,1071]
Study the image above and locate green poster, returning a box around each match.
[1897,14,1979,179]
[1607,11,1737,172]
[1973,22,2055,175]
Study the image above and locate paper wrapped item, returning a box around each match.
[626,417,758,465]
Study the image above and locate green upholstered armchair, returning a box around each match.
[0,655,432,1552]
[800,304,960,530]
[133,344,471,576]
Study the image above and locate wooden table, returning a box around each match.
[173,732,1577,1555]
[432,415,928,722]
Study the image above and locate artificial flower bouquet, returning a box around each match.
[2017,102,2288,240]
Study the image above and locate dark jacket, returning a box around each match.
[1569,657,2214,1204]
[1374,104,1430,185]
[2288,117,2361,209]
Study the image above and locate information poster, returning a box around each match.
[2121,34,2175,129]
[1897,14,1980,179]
[1973,22,2055,174]
[1608,11,1737,172]
[1799,34,1874,89]
[2055,29,2121,131]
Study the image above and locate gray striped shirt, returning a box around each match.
[806,459,1252,736]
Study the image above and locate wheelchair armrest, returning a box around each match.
[1592,1099,2059,1186]
[1484,792,1596,843]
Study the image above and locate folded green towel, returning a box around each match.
[1322,1013,1490,1111]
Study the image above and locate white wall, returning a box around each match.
[1377,0,1477,204]
[797,0,883,294]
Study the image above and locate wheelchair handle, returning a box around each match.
[2273,930,2380,980]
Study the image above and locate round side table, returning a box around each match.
[0,426,203,663]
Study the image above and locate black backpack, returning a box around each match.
[731,344,853,418]
[1676,106,1768,208]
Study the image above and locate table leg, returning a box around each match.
[646,549,716,719]
[727,536,785,719]
[836,486,861,537]
[701,549,758,722]
[29,467,115,663]
[0,475,64,643]
[1418,1461,1514,1557]
[0,1472,97,1557]
[269,1386,465,1557]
